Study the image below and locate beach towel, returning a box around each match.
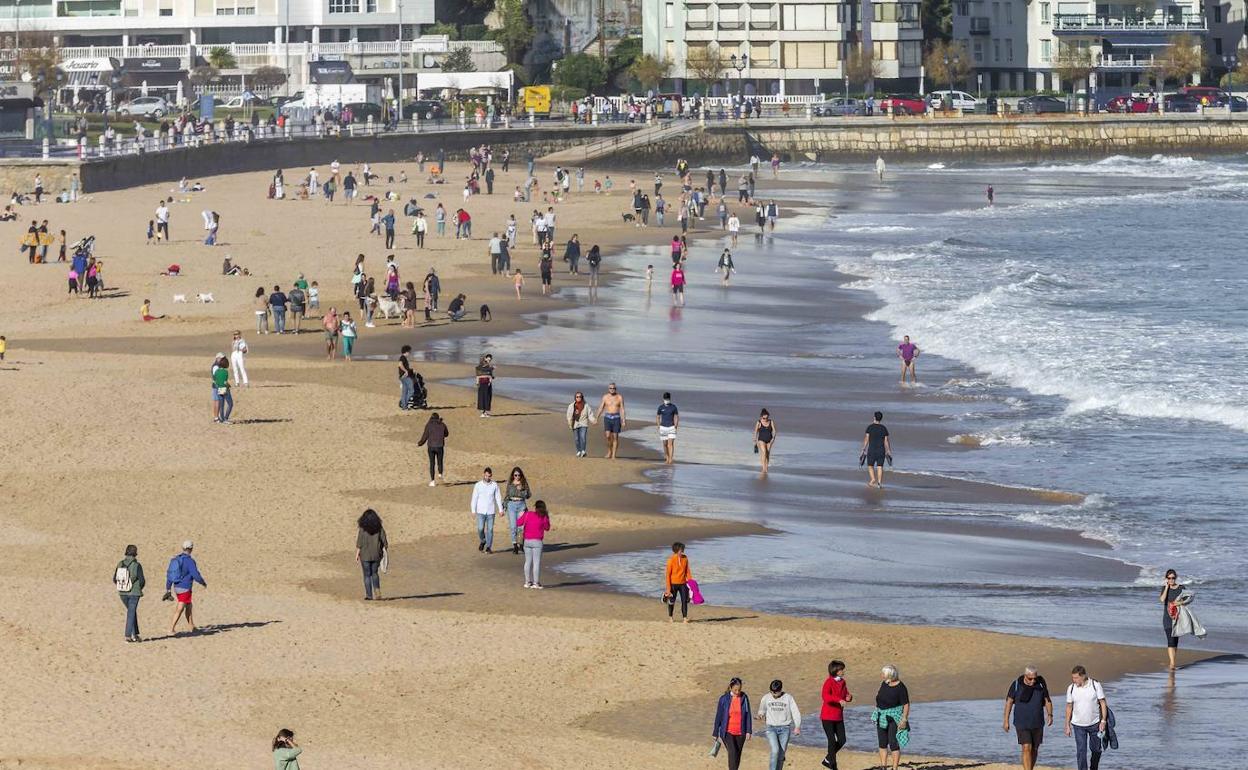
[688,578,705,605]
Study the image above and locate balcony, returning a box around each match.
[749,20,778,29]
[685,20,714,30]
[969,16,990,33]
[1096,53,1158,69]
[1052,14,1207,33]
[718,20,745,29]
[748,57,778,67]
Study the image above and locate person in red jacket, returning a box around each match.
[820,660,853,769]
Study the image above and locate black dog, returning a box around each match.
[621,213,636,223]
[480,304,492,322]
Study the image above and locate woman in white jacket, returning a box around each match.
[757,679,801,770]
[230,330,249,387]
[565,391,596,457]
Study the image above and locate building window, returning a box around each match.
[900,39,921,65]
[366,0,376,10]
[1005,2,1012,23]
[1006,38,1013,60]
[56,0,122,16]
[873,40,898,59]
[329,0,360,11]
[1040,2,1049,21]
[973,39,984,61]
[782,4,830,29]
[1040,38,1051,60]
[665,2,674,26]
[1212,4,1221,22]
[1215,37,1223,53]
[993,39,1000,61]
[991,1,998,22]
[955,0,968,13]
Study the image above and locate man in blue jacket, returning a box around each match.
[166,540,207,634]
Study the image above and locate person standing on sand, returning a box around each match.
[1160,568,1185,670]
[272,729,302,770]
[155,200,170,241]
[820,660,852,770]
[712,677,752,770]
[213,354,233,424]
[876,156,886,181]
[566,391,596,457]
[417,412,449,485]
[517,500,552,588]
[873,665,910,770]
[503,467,532,555]
[355,508,388,600]
[897,335,919,383]
[165,540,206,634]
[323,308,340,360]
[753,409,776,474]
[598,383,626,459]
[757,679,801,770]
[231,331,249,387]
[340,312,358,361]
[664,542,693,622]
[861,411,892,488]
[1064,665,1108,770]
[1003,665,1053,770]
[728,212,740,247]
[470,467,504,553]
[670,263,686,307]
[586,245,603,287]
[475,354,495,417]
[114,544,145,643]
[398,345,417,410]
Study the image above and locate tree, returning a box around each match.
[249,65,287,92]
[11,30,62,99]
[426,22,461,40]
[554,53,608,92]
[1226,48,1248,88]
[490,0,534,65]
[628,53,670,91]
[1053,44,1095,97]
[685,45,725,87]
[608,37,642,75]
[843,46,882,92]
[1152,34,1205,87]
[207,46,237,70]
[923,40,972,95]
[440,46,477,73]
[922,0,954,43]
[189,65,220,88]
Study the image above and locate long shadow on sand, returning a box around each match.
[544,541,598,553]
[379,592,464,601]
[229,418,294,425]
[142,619,280,642]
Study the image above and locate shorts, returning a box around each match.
[176,590,193,604]
[541,273,552,285]
[211,386,220,402]
[672,285,684,294]
[1016,726,1044,746]
[876,719,900,751]
[325,331,338,341]
[866,452,886,467]
[659,425,677,441]
[603,414,622,434]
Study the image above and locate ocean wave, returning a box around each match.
[846,225,916,233]
[948,431,1035,447]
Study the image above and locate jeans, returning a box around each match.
[400,375,415,409]
[219,390,234,421]
[573,426,588,454]
[119,593,140,638]
[272,307,286,333]
[822,719,846,769]
[385,229,395,249]
[436,220,445,236]
[361,560,380,599]
[505,500,526,544]
[256,311,268,333]
[656,211,665,226]
[476,513,495,550]
[523,538,543,584]
[765,725,792,770]
[1072,723,1103,770]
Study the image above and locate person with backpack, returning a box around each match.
[1064,665,1108,770]
[165,540,207,634]
[114,544,146,643]
[1003,665,1053,770]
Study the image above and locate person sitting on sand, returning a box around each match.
[140,299,164,322]
[447,293,467,321]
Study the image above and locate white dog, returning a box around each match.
[196,292,215,303]
[172,294,188,303]
[375,295,402,319]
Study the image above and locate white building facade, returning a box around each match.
[641,0,924,95]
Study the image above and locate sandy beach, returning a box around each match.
[0,155,1213,769]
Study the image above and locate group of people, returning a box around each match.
[112,540,208,642]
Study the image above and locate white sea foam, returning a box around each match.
[846,225,916,233]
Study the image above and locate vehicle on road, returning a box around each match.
[877,94,927,115]
[927,90,979,110]
[1105,95,1155,113]
[1016,95,1068,114]
[812,97,864,116]
[1163,94,1201,112]
[118,96,168,118]
[1179,86,1228,106]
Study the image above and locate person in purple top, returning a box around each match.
[897,336,920,384]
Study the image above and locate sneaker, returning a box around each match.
[428,480,436,487]
[478,541,485,552]
[524,582,532,588]
[485,547,492,554]
[533,583,543,590]
[821,760,834,769]
[365,322,376,328]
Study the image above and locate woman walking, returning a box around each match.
[272,729,302,770]
[872,665,910,770]
[566,391,595,457]
[718,249,736,285]
[664,541,693,623]
[231,330,249,387]
[355,508,388,601]
[114,544,145,643]
[517,500,551,588]
[475,354,494,417]
[820,660,853,770]
[340,311,358,361]
[1160,568,1185,670]
[712,677,753,770]
[753,409,776,474]
[254,286,270,334]
[504,467,532,554]
[213,353,233,424]
[757,679,801,770]
[416,412,449,486]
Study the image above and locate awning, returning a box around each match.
[60,57,119,86]
[123,56,183,73]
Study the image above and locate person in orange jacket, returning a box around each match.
[664,541,693,623]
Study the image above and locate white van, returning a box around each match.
[927,90,979,110]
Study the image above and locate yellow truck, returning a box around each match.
[521,85,551,116]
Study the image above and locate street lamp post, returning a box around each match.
[1224,53,1239,120]
[397,0,404,124]
[729,52,748,113]
[14,0,22,79]
[943,54,959,110]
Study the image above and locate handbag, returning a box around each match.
[707,738,721,757]
[380,547,389,574]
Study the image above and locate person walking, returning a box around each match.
[861,411,892,488]
[757,679,801,770]
[1160,568,1185,670]
[712,677,753,770]
[340,312,358,361]
[114,544,146,643]
[413,211,428,248]
[517,500,552,588]
[475,354,495,417]
[288,283,307,334]
[323,307,340,360]
[718,248,735,285]
[566,391,596,457]
[1064,666,1108,770]
[586,245,602,287]
[382,209,396,249]
[417,412,449,486]
[503,467,532,555]
[663,541,693,622]
[213,353,233,424]
[165,540,206,634]
[254,286,270,334]
[872,665,910,770]
[269,285,288,334]
[753,409,776,474]
[230,331,249,387]
[656,392,680,464]
[897,335,920,384]
[470,467,504,553]
[820,660,853,770]
[1003,665,1054,770]
[598,383,626,459]
[355,508,389,601]
[272,729,302,770]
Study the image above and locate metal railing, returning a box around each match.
[969,17,991,33]
[20,38,505,65]
[1097,54,1158,69]
[1053,14,1207,31]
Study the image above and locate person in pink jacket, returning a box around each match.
[517,501,552,589]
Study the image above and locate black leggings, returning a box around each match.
[823,719,846,768]
[723,732,746,770]
[427,447,444,480]
[667,583,689,618]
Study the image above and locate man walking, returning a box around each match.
[488,232,503,274]
[1064,666,1108,770]
[288,282,307,334]
[165,540,207,634]
[114,544,146,643]
[382,209,396,249]
[155,200,170,241]
[470,467,504,553]
[484,166,495,195]
[598,383,627,459]
[860,411,892,489]
[1003,665,1053,770]
[656,391,680,465]
[269,285,288,334]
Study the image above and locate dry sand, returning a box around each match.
[0,157,1206,769]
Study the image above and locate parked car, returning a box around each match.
[118,96,169,119]
[1016,95,1068,114]
[1163,94,1200,113]
[927,90,979,110]
[812,97,864,116]
[878,94,927,115]
[1104,95,1154,113]
[1231,95,1248,112]
[402,99,446,120]
[1179,85,1228,106]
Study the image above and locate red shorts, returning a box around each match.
[176,591,193,604]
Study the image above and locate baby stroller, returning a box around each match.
[406,372,429,410]
[70,235,95,261]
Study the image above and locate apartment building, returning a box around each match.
[641,0,924,95]
[528,0,641,66]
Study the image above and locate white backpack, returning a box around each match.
[114,564,133,592]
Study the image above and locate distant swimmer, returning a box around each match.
[598,383,627,459]
[987,185,995,206]
[897,335,919,383]
[860,411,892,489]
[876,156,886,181]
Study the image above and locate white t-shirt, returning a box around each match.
[156,205,169,224]
[1066,679,1106,727]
